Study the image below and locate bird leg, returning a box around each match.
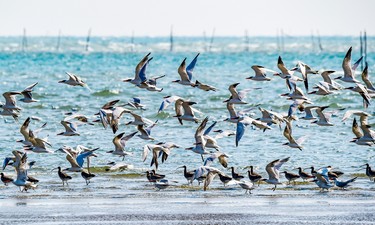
[272,185,277,191]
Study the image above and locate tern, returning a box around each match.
[223,83,253,104]
[137,120,158,140]
[332,177,357,189]
[263,157,290,191]
[107,132,137,160]
[20,82,38,103]
[335,47,362,83]
[312,106,334,126]
[193,80,217,91]
[57,120,80,136]
[172,53,199,86]
[185,117,210,160]
[59,72,87,87]
[246,65,274,81]
[123,52,151,85]
[174,99,199,125]
[283,119,306,150]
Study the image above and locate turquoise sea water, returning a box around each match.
[0,36,374,198]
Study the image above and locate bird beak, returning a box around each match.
[51,167,58,172]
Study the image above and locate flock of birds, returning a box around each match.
[1,46,375,195]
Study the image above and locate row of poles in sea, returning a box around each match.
[20,27,368,56]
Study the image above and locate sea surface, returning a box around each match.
[0,35,374,202]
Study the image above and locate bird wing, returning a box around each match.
[135,52,151,79]
[352,118,363,139]
[342,47,353,79]
[158,95,181,113]
[177,58,190,81]
[361,64,375,90]
[76,151,96,167]
[235,121,245,147]
[277,56,290,75]
[203,121,217,136]
[138,57,152,82]
[186,53,200,81]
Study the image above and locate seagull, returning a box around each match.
[185,117,210,160]
[174,99,199,125]
[172,53,199,86]
[109,107,131,133]
[350,117,375,146]
[335,46,363,83]
[17,117,47,146]
[309,82,334,95]
[125,112,153,126]
[345,83,371,108]
[23,130,53,153]
[237,180,255,194]
[125,97,146,110]
[320,71,343,90]
[257,107,285,127]
[312,106,334,126]
[236,116,271,147]
[291,61,318,91]
[136,57,163,92]
[59,72,87,87]
[1,91,22,111]
[107,131,137,160]
[20,82,38,103]
[142,143,180,168]
[300,106,318,120]
[158,95,181,113]
[275,56,299,79]
[332,177,357,189]
[11,151,37,192]
[361,63,375,91]
[143,143,171,170]
[193,80,217,91]
[246,65,274,81]
[137,120,158,140]
[105,161,134,171]
[223,83,253,104]
[60,149,97,172]
[263,157,290,191]
[57,120,80,136]
[311,167,334,191]
[123,52,151,85]
[283,119,306,150]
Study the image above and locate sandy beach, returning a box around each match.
[1,192,375,225]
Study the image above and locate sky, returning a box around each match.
[0,0,374,37]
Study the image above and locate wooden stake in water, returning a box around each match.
[276,29,280,52]
[85,28,91,52]
[244,30,250,52]
[203,31,208,52]
[130,30,135,52]
[22,28,28,52]
[360,31,363,70]
[311,30,316,52]
[280,29,285,52]
[208,28,215,52]
[364,30,367,65]
[56,30,61,51]
[170,25,174,52]
[317,30,323,51]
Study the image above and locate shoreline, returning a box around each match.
[1,195,375,224]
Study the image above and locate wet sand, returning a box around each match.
[1,195,375,225]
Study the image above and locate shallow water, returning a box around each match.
[0,36,374,202]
